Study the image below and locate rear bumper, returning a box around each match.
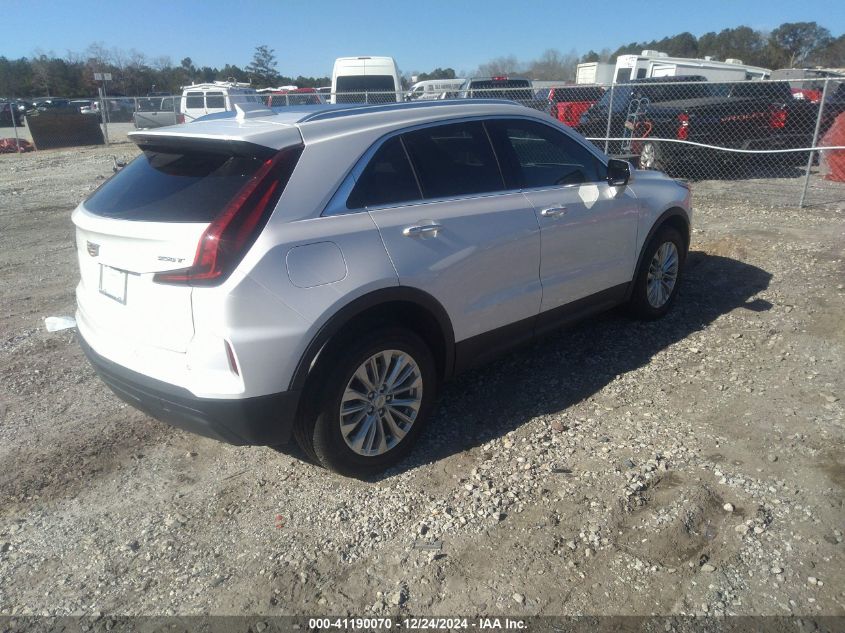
[79,334,299,446]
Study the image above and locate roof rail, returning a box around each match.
[298,98,520,123]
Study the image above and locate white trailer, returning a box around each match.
[613,50,771,83]
[575,62,615,85]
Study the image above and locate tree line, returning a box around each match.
[0,44,330,99]
[473,22,844,81]
[1,21,843,99]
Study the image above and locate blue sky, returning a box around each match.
[3,0,844,77]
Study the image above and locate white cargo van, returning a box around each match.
[405,78,465,101]
[180,81,263,121]
[331,56,402,104]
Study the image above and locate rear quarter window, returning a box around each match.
[346,137,421,209]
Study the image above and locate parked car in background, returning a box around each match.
[30,98,73,113]
[79,98,134,122]
[265,88,324,107]
[133,96,184,129]
[181,82,263,121]
[458,77,552,115]
[406,79,465,101]
[537,85,605,126]
[576,76,811,173]
[72,99,691,476]
[0,101,25,126]
[717,81,820,157]
[70,99,95,113]
[331,56,402,104]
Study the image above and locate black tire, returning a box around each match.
[638,141,665,172]
[627,226,685,320]
[294,328,437,478]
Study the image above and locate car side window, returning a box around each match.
[185,92,203,109]
[402,121,504,199]
[346,136,422,209]
[488,119,603,188]
[205,92,225,109]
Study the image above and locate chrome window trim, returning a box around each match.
[320,113,611,217]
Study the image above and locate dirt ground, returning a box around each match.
[0,144,842,619]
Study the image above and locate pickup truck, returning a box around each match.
[132,96,184,129]
[458,77,552,116]
[575,76,816,173]
[535,85,605,127]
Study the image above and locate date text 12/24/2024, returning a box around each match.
[308,618,527,630]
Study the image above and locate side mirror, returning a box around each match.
[607,159,630,187]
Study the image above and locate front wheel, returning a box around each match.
[295,328,437,477]
[627,226,685,320]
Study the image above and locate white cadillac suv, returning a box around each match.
[72,99,692,476]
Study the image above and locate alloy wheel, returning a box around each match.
[339,350,423,456]
[646,242,679,308]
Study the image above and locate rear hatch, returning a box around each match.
[73,136,301,354]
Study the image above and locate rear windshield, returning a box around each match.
[335,75,397,103]
[467,80,532,100]
[84,145,270,222]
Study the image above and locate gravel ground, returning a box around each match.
[0,145,843,618]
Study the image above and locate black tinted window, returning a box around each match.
[85,147,270,222]
[467,80,533,100]
[403,121,504,198]
[346,137,421,209]
[205,92,225,109]
[185,92,203,109]
[489,119,601,188]
[335,76,397,104]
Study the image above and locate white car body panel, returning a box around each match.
[72,101,692,412]
[521,182,639,310]
[369,191,542,342]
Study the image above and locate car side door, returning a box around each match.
[487,118,639,316]
[353,121,542,350]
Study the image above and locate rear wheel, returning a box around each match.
[295,328,437,477]
[627,226,685,320]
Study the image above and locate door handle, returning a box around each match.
[402,222,442,237]
[540,206,568,218]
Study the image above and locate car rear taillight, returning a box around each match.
[177,114,185,124]
[770,107,788,129]
[153,143,303,286]
[677,113,690,140]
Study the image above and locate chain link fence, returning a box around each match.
[2,78,844,207]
